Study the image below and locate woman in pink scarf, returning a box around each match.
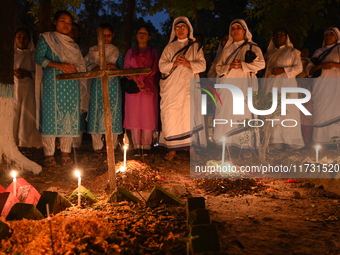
[123,26,160,156]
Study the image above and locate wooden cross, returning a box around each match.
[57,28,151,191]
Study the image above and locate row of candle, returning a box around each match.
[7,142,322,208]
[7,143,131,207]
[9,170,82,206]
[220,136,322,165]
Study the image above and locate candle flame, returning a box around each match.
[119,166,127,172]
[123,133,129,145]
[74,170,81,178]
[221,136,227,142]
[123,145,128,150]
[11,171,17,179]
[315,145,321,150]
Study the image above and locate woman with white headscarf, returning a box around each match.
[13,28,42,148]
[35,10,87,167]
[214,19,265,158]
[159,16,207,161]
[306,27,340,144]
[262,28,304,150]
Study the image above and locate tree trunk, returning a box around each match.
[38,0,52,34]
[192,0,200,33]
[122,0,136,54]
[0,1,16,85]
[258,121,273,164]
[0,0,42,174]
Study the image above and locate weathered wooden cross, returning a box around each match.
[57,28,151,191]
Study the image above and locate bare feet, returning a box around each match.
[164,151,176,161]
[44,156,56,167]
[61,152,73,166]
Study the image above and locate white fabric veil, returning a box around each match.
[224,19,253,50]
[168,16,195,43]
[267,30,294,53]
[322,27,340,47]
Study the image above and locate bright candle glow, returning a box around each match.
[74,170,81,206]
[119,166,127,172]
[74,170,81,179]
[123,145,128,169]
[11,171,17,197]
[11,171,17,179]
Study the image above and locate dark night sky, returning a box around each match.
[140,11,169,33]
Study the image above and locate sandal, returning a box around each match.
[61,156,73,166]
[164,152,176,161]
[133,149,141,156]
[44,156,56,167]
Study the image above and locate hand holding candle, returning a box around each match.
[74,170,81,206]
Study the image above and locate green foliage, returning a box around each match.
[27,0,81,25]
[27,6,39,24]
[330,136,340,144]
[245,0,340,48]
[77,1,166,54]
[203,36,220,55]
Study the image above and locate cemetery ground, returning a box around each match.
[0,138,339,255]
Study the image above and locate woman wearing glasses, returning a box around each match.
[86,23,124,156]
[158,16,207,161]
[123,26,160,156]
[214,19,265,158]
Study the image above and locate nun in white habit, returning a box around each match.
[306,27,340,144]
[158,16,207,161]
[262,28,304,150]
[214,19,265,157]
[13,28,42,148]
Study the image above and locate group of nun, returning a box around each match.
[13,10,340,164]
[161,18,340,159]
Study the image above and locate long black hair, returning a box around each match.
[99,22,114,34]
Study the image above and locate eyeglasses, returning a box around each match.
[175,25,188,30]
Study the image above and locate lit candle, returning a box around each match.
[74,170,81,206]
[221,136,226,166]
[315,145,321,163]
[11,171,17,197]
[123,144,128,171]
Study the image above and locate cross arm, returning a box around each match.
[56,67,152,80]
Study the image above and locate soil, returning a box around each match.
[0,139,339,255]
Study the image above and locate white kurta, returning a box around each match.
[13,48,42,147]
[214,40,265,148]
[159,38,207,150]
[306,44,340,144]
[262,45,304,149]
